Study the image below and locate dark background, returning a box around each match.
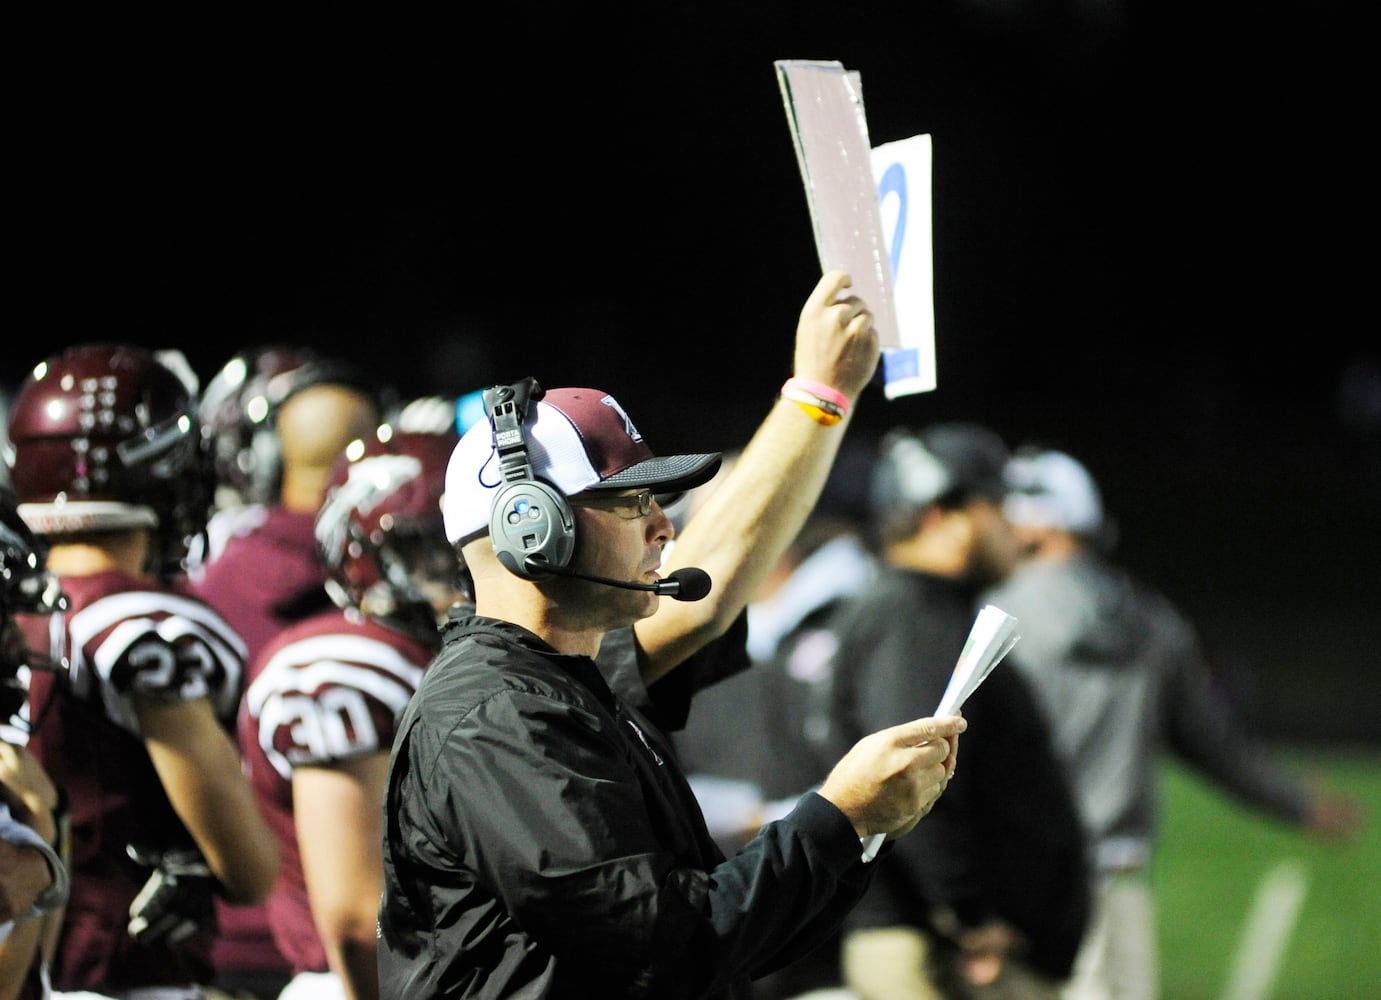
[8,5,1380,741]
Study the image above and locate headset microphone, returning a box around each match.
[523,558,712,602]
[655,567,712,601]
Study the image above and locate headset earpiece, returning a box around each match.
[483,379,578,581]
[490,479,575,579]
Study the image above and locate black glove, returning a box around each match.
[126,843,218,945]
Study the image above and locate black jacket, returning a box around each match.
[377,614,879,999]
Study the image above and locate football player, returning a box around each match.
[242,415,463,1000]
[189,345,382,998]
[6,343,280,996]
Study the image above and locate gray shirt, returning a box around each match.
[985,550,1312,872]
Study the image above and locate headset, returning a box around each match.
[484,378,576,581]
[480,377,712,601]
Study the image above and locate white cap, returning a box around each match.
[443,386,720,544]
[1002,448,1104,536]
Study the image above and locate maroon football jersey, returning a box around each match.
[16,569,245,992]
[185,501,337,984]
[186,504,333,664]
[241,607,434,974]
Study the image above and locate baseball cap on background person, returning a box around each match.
[1003,446,1118,551]
[869,422,1011,513]
[442,381,722,549]
[867,421,1013,556]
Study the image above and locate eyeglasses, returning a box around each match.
[568,489,656,519]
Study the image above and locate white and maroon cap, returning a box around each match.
[443,386,721,543]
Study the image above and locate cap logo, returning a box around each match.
[600,395,642,444]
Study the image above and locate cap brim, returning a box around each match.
[588,452,721,495]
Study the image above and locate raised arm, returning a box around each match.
[636,270,880,683]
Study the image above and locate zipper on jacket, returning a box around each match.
[623,717,663,766]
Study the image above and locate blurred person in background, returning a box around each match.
[242,412,461,1000]
[985,445,1367,1000]
[820,423,1090,1000]
[671,439,882,998]
[5,343,279,997]
[190,346,385,656]
[188,346,384,998]
[0,487,69,1000]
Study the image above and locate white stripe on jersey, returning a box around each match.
[249,632,424,778]
[67,589,248,661]
[67,591,246,733]
[247,633,425,717]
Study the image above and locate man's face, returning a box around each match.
[565,490,676,628]
[1009,522,1047,560]
[965,498,1024,586]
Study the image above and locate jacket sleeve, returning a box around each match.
[596,611,752,734]
[1159,604,1312,824]
[439,687,873,997]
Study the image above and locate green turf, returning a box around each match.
[1154,747,1381,999]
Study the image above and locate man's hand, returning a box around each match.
[126,844,218,945]
[793,270,881,405]
[0,742,58,844]
[817,715,964,840]
[1306,788,1366,842]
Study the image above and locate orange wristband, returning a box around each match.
[782,377,850,415]
[780,377,849,426]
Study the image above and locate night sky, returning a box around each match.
[8,5,1380,739]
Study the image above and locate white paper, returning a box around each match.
[935,604,1020,716]
[863,605,1020,860]
[871,134,937,397]
[776,59,938,399]
[774,59,900,349]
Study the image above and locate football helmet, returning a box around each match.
[199,345,318,508]
[199,345,380,508]
[5,343,208,581]
[316,419,464,638]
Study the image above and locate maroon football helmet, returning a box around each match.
[315,419,465,638]
[198,344,320,508]
[5,343,207,580]
[199,344,381,507]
